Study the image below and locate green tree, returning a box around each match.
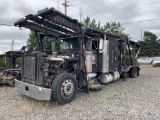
[83,17,129,38]
[0,57,20,68]
[139,31,160,57]
[96,21,101,30]
[0,58,6,68]
[89,19,97,29]
[103,22,127,38]
[27,30,60,53]
[83,16,91,27]
[27,30,39,51]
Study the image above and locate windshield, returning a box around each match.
[61,38,79,50]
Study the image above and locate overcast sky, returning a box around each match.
[0,0,160,54]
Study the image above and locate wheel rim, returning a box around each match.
[61,79,74,98]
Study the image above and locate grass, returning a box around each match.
[98,92,117,104]
[106,92,117,99]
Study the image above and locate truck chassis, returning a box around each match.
[14,7,141,104]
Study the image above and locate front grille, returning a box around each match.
[23,56,37,84]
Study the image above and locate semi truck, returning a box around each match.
[14,7,140,104]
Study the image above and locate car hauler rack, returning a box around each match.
[14,7,140,104]
[0,49,25,85]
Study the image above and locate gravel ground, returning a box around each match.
[0,65,160,120]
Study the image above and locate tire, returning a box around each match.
[51,73,78,105]
[130,67,138,78]
[137,69,140,76]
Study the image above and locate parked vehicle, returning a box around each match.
[0,49,25,86]
[151,57,160,67]
[0,69,21,86]
[14,7,141,104]
[137,57,153,64]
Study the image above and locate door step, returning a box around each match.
[88,78,103,90]
[89,84,103,90]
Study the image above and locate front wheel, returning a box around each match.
[130,67,138,78]
[51,73,78,105]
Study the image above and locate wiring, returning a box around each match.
[0,24,14,26]
[104,0,143,32]
[87,1,160,15]
[123,18,160,25]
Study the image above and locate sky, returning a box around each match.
[0,0,160,54]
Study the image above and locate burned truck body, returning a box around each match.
[0,50,25,86]
[14,8,140,104]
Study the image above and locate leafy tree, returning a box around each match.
[27,30,60,53]
[103,22,128,38]
[83,16,91,27]
[0,57,21,68]
[27,30,38,51]
[0,58,7,68]
[96,21,101,30]
[83,17,129,39]
[139,31,160,57]
[89,19,97,29]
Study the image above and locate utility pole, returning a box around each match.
[57,0,59,11]
[11,39,14,51]
[79,7,83,22]
[62,0,69,15]
[141,29,143,41]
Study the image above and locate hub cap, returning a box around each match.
[61,79,74,98]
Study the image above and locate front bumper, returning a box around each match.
[15,79,51,100]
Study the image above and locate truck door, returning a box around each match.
[109,38,118,72]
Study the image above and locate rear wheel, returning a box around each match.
[51,73,78,105]
[130,67,138,78]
